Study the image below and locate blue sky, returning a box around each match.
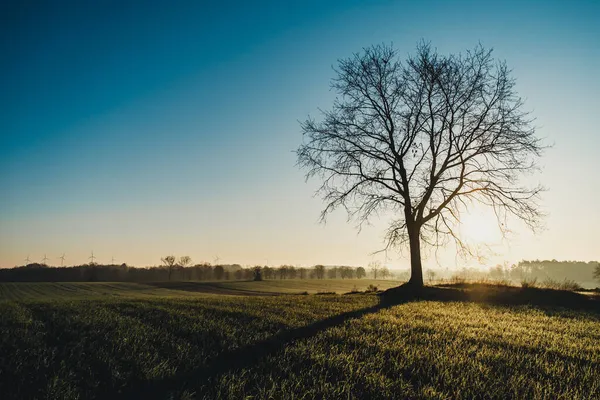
[1,0,598,268]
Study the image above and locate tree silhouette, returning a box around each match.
[313,265,325,279]
[380,267,390,279]
[426,269,437,283]
[179,256,192,268]
[356,266,366,279]
[369,261,381,280]
[213,265,225,280]
[161,255,177,281]
[253,266,263,281]
[298,42,545,287]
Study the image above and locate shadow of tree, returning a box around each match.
[380,283,600,314]
[117,284,599,398]
[116,301,391,399]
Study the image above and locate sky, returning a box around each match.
[1,0,598,269]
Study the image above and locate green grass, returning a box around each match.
[0,282,195,301]
[1,283,599,399]
[0,279,401,301]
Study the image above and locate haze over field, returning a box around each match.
[1,0,598,269]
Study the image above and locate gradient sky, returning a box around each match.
[1,0,598,269]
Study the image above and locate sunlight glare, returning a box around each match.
[459,206,503,244]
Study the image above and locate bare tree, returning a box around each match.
[297,42,545,287]
[179,256,192,268]
[426,269,437,283]
[161,255,177,281]
[178,256,192,280]
[369,261,381,279]
[299,267,307,279]
[380,267,391,279]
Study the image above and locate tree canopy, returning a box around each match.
[297,42,545,286]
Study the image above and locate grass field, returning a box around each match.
[0,279,402,301]
[1,281,599,399]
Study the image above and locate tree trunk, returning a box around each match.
[407,226,424,287]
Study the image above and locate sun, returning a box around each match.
[458,206,503,244]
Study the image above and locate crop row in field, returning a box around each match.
[1,292,599,399]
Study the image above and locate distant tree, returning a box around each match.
[489,265,506,280]
[253,266,263,281]
[179,256,192,268]
[594,263,600,284]
[161,255,177,281]
[426,269,437,283]
[299,267,307,279]
[234,269,243,280]
[297,42,546,287]
[369,261,381,279]
[356,266,366,279]
[213,265,225,280]
[262,266,275,280]
[242,268,254,280]
[327,267,338,279]
[288,265,297,279]
[339,266,354,279]
[314,265,325,279]
[194,263,213,280]
[380,267,390,279]
[278,265,289,279]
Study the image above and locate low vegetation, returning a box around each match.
[1,282,599,399]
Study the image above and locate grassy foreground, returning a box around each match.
[1,284,599,399]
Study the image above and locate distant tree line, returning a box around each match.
[488,260,600,285]
[3,258,597,286]
[0,260,391,282]
[422,260,600,288]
